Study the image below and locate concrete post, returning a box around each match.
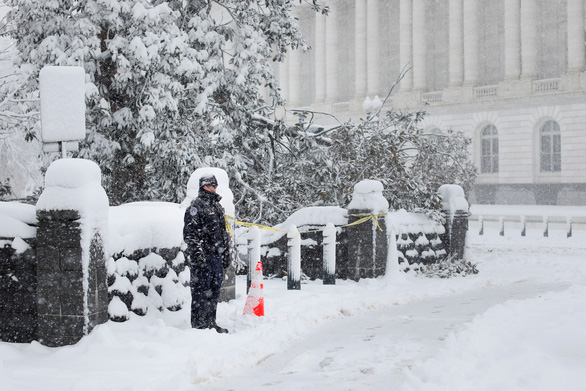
[322,223,336,285]
[287,225,301,290]
[35,159,108,347]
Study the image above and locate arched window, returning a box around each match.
[481,124,498,173]
[540,120,561,172]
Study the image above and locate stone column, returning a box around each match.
[366,0,380,97]
[567,0,585,73]
[36,159,108,347]
[279,57,289,103]
[412,0,427,90]
[355,0,368,99]
[346,180,388,281]
[520,0,537,79]
[325,2,339,102]
[314,11,327,103]
[463,0,478,86]
[400,0,413,91]
[288,48,303,106]
[504,0,521,80]
[448,0,464,86]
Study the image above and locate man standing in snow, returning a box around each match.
[183,175,231,333]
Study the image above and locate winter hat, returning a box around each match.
[199,175,218,189]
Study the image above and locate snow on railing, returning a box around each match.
[474,214,575,238]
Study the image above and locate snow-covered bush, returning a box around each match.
[419,255,479,278]
[2,0,327,205]
[107,202,189,321]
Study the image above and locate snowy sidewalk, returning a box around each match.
[2,233,585,391]
[203,280,570,390]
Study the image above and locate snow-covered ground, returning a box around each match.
[2,220,586,390]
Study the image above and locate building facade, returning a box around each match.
[276,0,586,205]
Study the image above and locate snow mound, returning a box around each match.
[108,202,184,255]
[438,184,468,212]
[347,179,389,213]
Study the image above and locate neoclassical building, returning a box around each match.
[276,0,586,205]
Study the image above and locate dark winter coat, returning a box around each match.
[183,188,231,269]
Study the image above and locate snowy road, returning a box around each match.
[204,280,570,390]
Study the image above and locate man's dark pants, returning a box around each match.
[190,253,223,328]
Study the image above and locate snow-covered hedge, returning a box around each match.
[107,202,189,322]
[390,210,447,269]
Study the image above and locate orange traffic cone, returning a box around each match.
[243,260,264,316]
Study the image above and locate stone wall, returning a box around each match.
[0,237,37,343]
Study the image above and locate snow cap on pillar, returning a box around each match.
[438,184,469,212]
[37,158,108,217]
[347,180,389,214]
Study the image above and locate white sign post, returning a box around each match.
[39,66,86,158]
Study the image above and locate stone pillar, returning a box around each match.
[448,0,464,86]
[325,2,339,102]
[520,0,537,79]
[463,0,478,86]
[314,11,327,103]
[346,180,388,281]
[355,0,368,99]
[400,0,413,91]
[412,0,427,90]
[288,48,303,106]
[567,0,585,73]
[504,0,521,80]
[279,57,289,103]
[36,159,108,347]
[438,185,469,260]
[366,0,380,97]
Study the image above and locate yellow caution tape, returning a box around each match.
[225,212,387,236]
